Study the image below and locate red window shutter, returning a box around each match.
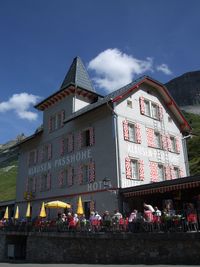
[67,166,73,186]
[139,160,145,181]
[164,165,171,180]
[61,110,65,127]
[68,133,74,153]
[179,167,184,178]
[48,117,52,132]
[60,138,64,156]
[89,161,95,182]
[146,128,155,147]
[135,123,142,144]
[150,162,158,182]
[48,144,52,160]
[125,157,132,179]
[89,127,95,146]
[158,105,163,120]
[139,97,145,115]
[77,164,83,184]
[176,137,181,153]
[170,166,175,179]
[47,172,51,190]
[77,131,82,150]
[161,135,168,150]
[58,170,64,187]
[123,120,129,141]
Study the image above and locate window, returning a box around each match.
[40,174,48,191]
[173,167,180,178]
[40,143,52,162]
[40,173,51,191]
[28,150,37,166]
[66,167,74,186]
[78,127,94,149]
[61,134,74,155]
[131,159,139,180]
[27,176,36,192]
[127,100,132,108]
[154,132,162,149]
[144,100,151,116]
[123,121,141,143]
[82,129,90,147]
[158,164,165,181]
[141,98,160,120]
[151,103,159,119]
[129,123,136,142]
[49,110,64,132]
[170,136,176,152]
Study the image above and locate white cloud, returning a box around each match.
[156,64,172,75]
[0,93,40,121]
[88,48,153,92]
[88,49,173,92]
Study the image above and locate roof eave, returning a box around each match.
[16,129,43,146]
[112,76,191,133]
[35,83,104,111]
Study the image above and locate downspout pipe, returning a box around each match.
[106,100,122,210]
[182,134,191,176]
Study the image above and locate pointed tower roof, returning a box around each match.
[60,56,95,92]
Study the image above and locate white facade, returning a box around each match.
[15,60,191,219]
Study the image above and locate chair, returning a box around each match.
[187,213,198,231]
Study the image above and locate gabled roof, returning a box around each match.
[60,56,95,92]
[64,75,191,133]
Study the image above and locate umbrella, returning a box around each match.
[26,202,31,218]
[39,202,47,218]
[77,196,84,215]
[14,206,19,220]
[44,200,71,209]
[4,206,9,220]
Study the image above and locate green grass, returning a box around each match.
[0,158,17,202]
[182,110,200,135]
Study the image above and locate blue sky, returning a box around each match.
[0,0,200,143]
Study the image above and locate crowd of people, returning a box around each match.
[0,202,199,233]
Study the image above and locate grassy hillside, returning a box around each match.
[0,157,17,202]
[182,111,200,175]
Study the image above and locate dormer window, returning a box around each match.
[49,110,65,132]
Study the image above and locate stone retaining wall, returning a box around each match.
[1,231,200,264]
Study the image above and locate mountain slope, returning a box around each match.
[165,71,200,114]
[182,111,200,175]
[0,157,17,201]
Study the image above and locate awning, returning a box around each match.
[120,175,200,198]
